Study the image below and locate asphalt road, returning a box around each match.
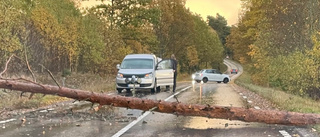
[0,59,318,137]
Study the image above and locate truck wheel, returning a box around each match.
[151,81,157,94]
[156,86,161,92]
[117,89,123,93]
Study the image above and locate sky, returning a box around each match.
[79,0,242,26]
[185,0,242,26]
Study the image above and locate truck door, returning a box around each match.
[155,59,174,86]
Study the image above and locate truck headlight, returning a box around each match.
[117,73,123,78]
[137,78,142,83]
[144,73,153,79]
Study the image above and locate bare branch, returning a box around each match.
[173,95,180,103]
[0,55,14,78]
[38,64,61,88]
[24,45,36,82]
[0,54,36,82]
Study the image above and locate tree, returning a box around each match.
[0,0,26,67]
[228,0,320,96]
[207,14,231,46]
[187,14,223,70]
[154,0,194,58]
[186,45,199,72]
[93,0,161,55]
[29,0,83,72]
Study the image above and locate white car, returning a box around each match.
[193,69,230,83]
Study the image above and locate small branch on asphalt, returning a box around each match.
[173,95,180,103]
[91,102,95,109]
[94,104,103,112]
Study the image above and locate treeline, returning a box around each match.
[0,0,226,76]
[227,0,320,98]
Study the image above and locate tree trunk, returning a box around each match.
[0,79,320,126]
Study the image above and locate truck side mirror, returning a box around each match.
[116,64,120,69]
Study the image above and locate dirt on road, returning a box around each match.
[183,82,277,130]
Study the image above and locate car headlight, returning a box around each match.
[144,73,153,79]
[117,73,123,78]
[192,74,195,79]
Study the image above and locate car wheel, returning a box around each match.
[151,80,157,94]
[217,81,221,83]
[151,87,156,94]
[196,80,201,83]
[117,89,123,93]
[223,78,229,83]
[156,86,161,92]
[202,77,208,83]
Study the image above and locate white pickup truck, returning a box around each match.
[116,54,174,93]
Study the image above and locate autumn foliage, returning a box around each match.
[0,0,225,77]
[226,0,320,98]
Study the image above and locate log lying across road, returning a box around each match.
[1,79,320,126]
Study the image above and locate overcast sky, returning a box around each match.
[80,0,242,26]
[185,0,242,26]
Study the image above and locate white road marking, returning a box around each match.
[164,86,191,101]
[279,130,292,137]
[112,86,191,137]
[0,119,16,124]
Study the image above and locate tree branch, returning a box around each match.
[0,55,14,78]
[39,64,61,88]
[0,79,320,126]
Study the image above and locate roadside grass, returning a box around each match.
[235,71,320,131]
[236,71,320,113]
[0,73,115,110]
[177,73,192,82]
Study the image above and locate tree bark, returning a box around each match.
[1,79,320,126]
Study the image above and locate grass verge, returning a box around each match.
[0,73,115,110]
[235,71,320,131]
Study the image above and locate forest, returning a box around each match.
[227,0,320,98]
[0,0,227,78]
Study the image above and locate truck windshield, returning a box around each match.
[121,59,153,69]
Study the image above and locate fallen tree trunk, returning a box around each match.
[0,79,320,126]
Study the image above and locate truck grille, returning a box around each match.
[123,74,145,78]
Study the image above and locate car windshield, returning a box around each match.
[121,59,153,69]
